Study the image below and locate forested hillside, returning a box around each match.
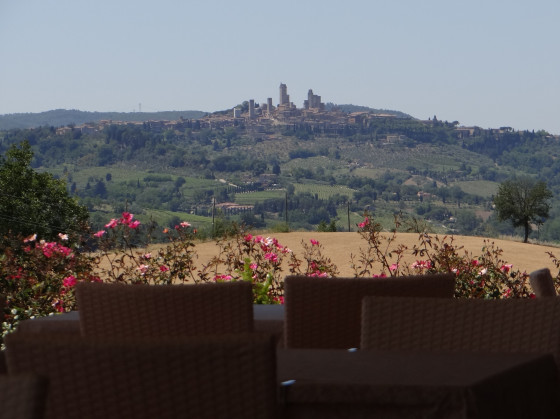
[1,109,559,244]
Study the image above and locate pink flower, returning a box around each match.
[180,221,191,228]
[128,220,141,229]
[143,253,152,259]
[120,212,134,225]
[159,265,169,272]
[274,296,285,305]
[500,264,513,274]
[94,230,106,238]
[264,252,278,263]
[244,234,253,242]
[63,275,77,288]
[310,239,319,246]
[52,299,64,313]
[105,219,118,229]
[372,273,388,278]
[358,217,369,228]
[137,264,149,274]
[23,233,37,243]
[389,263,399,272]
[249,263,258,270]
[58,233,68,241]
[471,259,480,266]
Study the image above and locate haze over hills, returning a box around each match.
[0,109,207,131]
[0,105,414,131]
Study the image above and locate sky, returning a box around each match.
[1,0,559,133]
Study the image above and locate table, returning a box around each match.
[276,349,560,418]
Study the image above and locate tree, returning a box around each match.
[0,141,89,242]
[493,177,552,243]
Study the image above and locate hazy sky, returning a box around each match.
[1,0,559,133]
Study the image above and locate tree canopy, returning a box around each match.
[493,177,552,243]
[0,141,89,242]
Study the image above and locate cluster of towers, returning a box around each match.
[235,83,324,119]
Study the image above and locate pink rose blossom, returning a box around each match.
[120,212,134,225]
[274,296,285,305]
[105,219,118,229]
[264,252,278,263]
[137,264,149,274]
[500,264,513,274]
[94,230,106,238]
[23,234,37,243]
[358,217,369,228]
[159,265,169,272]
[128,220,141,229]
[63,275,77,288]
[310,239,319,246]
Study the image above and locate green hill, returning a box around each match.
[0,109,206,130]
[1,108,560,243]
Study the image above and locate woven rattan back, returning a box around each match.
[283,273,455,349]
[361,296,560,363]
[76,281,254,338]
[530,268,557,297]
[5,333,277,419]
[0,374,47,419]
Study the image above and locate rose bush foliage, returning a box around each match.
[0,211,546,340]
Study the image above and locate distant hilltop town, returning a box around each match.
[56,83,405,137]
[53,83,550,140]
[226,83,399,126]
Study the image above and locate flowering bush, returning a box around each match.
[200,225,338,303]
[354,213,534,299]
[0,231,99,341]
[92,213,200,285]
[0,210,548,343]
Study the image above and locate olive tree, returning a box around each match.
[0,141,89,243]
[493,177,552,243]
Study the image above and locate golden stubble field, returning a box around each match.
[183,232,560,277]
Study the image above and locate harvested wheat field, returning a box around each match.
[190,232,560,277]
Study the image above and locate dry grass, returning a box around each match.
[188,232,560,277]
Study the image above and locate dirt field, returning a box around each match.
[190,232,560,277]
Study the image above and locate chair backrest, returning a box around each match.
[361,296,560,364]
[5,333,277,419]
[283,273,455,349]
[530,268,557,297]
[76,281,254,338]
[0,374,47,419]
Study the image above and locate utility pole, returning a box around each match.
[347,201,351,232]
[212,197,216,237]
[285,192,288,227]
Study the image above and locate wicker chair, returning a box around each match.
[76,281,254,338]
[5,333,277,419]
[0,374,47,419]
[361,296,560,365]
[530,268,557,298]
[283,273,455,349]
